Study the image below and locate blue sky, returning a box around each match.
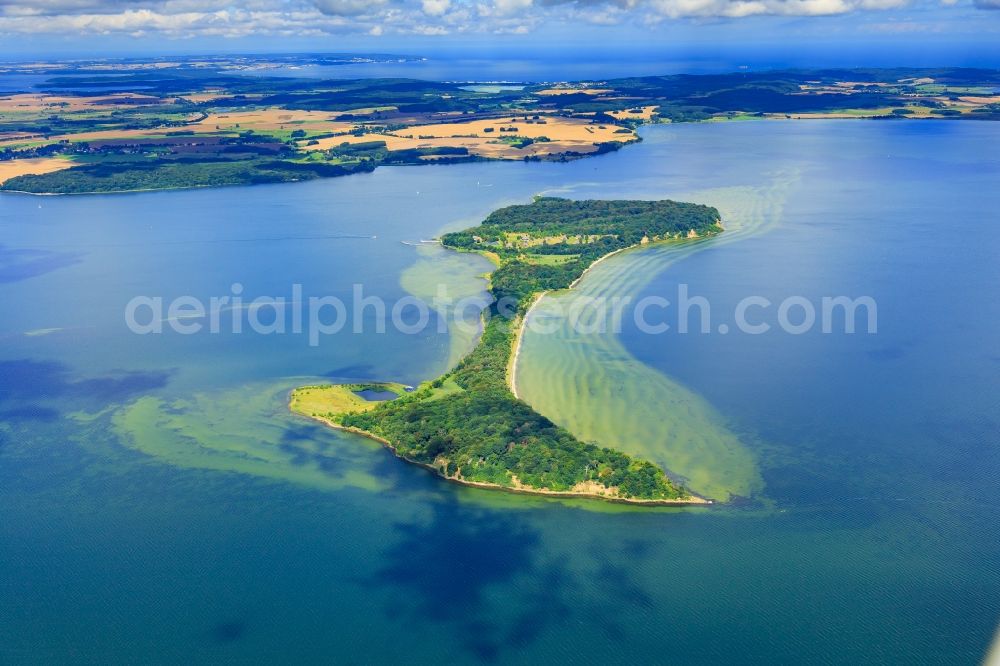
[0,0,997,64]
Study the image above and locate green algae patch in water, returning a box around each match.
[112,382,390,494]
[400,242,494,371]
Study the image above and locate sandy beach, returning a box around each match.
[508,291,547,400]
[507,245,630,400]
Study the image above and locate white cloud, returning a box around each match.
[647,0,919,17]
[421,0,450,15]
[310,0,385,16]
[0,0,987,39]
[493,0,533,15]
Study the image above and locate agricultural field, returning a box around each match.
[2,58,998,193]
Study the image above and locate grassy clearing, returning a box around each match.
[290,383,408,421]
[523,253,579,266]
[425,377,466,401]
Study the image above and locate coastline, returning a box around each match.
[568,245,629,290]
[293,403,711,506]
[0,179,248,196]
[492,242,654,400]
[0,138,630,196]
[508,291,546,400]
[3,114,978,197]
[508,232,717,399]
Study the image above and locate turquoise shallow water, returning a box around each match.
[1,121,998,664]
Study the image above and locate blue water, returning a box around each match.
[194,43,1000,82]
[6,44,999,93]
[355,389,399,402]
[233,55,747,82]
[1,120,998,663]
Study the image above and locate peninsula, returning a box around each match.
[290,197,723,504]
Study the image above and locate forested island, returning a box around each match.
[290,197,723,504]
[2,57,999,194]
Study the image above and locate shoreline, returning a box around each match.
[2,115,973,197]
[0,182,235,196]
[507,246,635,399]
[508,291,546,400]
[508,232,716,399]
[293,404,711,506]
[0,137,629,197]
[568,245,629,289]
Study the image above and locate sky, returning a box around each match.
[0,0,997,64]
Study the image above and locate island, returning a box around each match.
[290,197,723,504]
[1,57,999,194]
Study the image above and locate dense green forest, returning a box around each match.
[328,198,723,501]
[0,155,374,193]
[0,142,478,193]
[444,198,722,312]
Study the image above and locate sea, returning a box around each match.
[1,115,998,662]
